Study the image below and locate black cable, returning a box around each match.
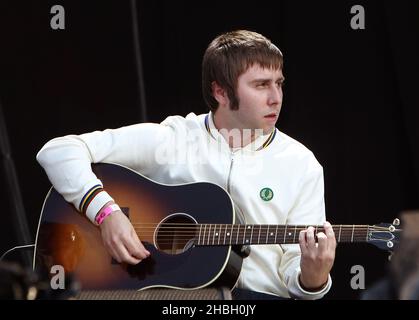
[0,244,35,262]
[0,99,33,267]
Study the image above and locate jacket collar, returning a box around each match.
[205,112,276,152]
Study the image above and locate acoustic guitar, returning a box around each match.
[33,163,402,292]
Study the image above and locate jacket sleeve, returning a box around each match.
[278,153,332,299]
[36,121,177,223]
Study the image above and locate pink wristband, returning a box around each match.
[95,204,120,225]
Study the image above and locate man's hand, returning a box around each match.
[298,221,336,290]
[99,209,150,265]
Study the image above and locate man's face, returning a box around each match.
[230,64,284,135]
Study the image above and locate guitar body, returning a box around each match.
[34,163,243,291]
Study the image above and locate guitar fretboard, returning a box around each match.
[195,224,370,246]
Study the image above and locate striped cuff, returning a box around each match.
[79,184,103,213]
[85,191,114,225]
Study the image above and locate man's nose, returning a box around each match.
[268,86,282,106]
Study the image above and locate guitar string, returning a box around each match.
[130,237,371,240]
[135,238,379,245]
[129,223,373,227]
[128,223,392,231]
[131,229,372,233]
[128,226,397,235]
[136,238,387,246]
[129,227,386,242]
[130,228,376,233]
[129,225,372,228]
[130,231,372,239]
[129,225,377,230]
[131,228,372,233]
[131,229,372,234]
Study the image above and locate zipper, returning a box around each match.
[227,152,235,193]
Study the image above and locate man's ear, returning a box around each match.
[212,81,229,107]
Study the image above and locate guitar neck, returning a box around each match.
[195,224,370,246]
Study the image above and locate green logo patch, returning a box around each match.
[260,188,274,201]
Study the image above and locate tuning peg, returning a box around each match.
[392,218,400,226]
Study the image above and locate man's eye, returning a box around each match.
[257,83,268,88]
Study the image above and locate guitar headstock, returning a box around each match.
[367,219,402,251]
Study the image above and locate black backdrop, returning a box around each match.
[0,0,418,299]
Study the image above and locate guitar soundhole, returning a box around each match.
[155,213,197,255]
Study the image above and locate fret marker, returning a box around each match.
[215,233,219,236]
[227,233,230,236]
[270,233,274,236]
[248,226,251,229]
[246,240,249,243]
[288,232,292,236]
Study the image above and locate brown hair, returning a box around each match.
[202,30,283,112]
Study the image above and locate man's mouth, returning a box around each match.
[264,113,277,118]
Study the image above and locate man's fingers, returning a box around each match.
[115,242,142,265]
[324,221,337,249]
[126,228,150,260]
[299,227,316,253]
[317,232,328,254]
[107,246,122,264]
[305,226,316,249]
[131,228,151,256]
[299,230,308,255]
[100,210,152,264]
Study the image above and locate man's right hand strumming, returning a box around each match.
[98,203,151,265]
